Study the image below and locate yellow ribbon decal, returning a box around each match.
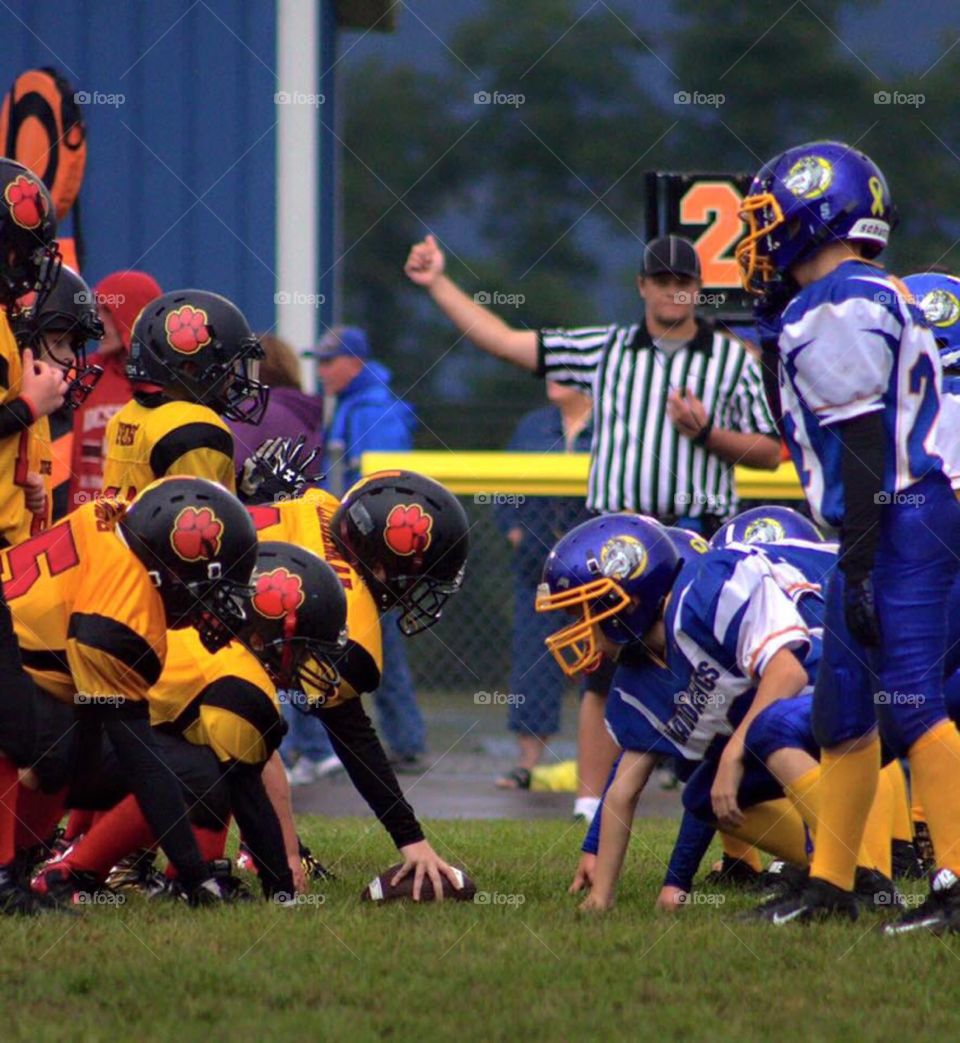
[868,176,885,216]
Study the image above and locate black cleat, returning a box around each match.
[298,840,334,882]
[30,862,105,911]
[105,849,165,895]
[754,875,858,926]
[182,859,253,907]
[0,864,37,915]
[854,866,903,911]
[892,839,925,881]
[703,854,760,889]
[882,868,960,936]
[738,862,808,920]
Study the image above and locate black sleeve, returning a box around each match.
[224,761,295,898]
[0,397,34,439]
[759,344,786,440]
[837,410,886,583]
[315,697,424,848]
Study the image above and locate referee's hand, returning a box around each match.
[405,234,445,287]
[667,388,708,441]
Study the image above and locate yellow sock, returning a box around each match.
[728,799,808,866]
[883,760,913,843]
[911,789,927,826]
[720,833,762,871]
[908,721,960,875]
[785,765,821,839]
[809,737,881,891]
[858,766,893,877]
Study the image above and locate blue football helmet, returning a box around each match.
[903,272,960,371]
[737,140,897,295]
[536,515,679,676]
[710,506,823,549]
[664,526,710,569]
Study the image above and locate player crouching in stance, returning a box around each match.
[249,470,470,900]
[33,541,348,906]
[0,477,259,911]
[539,514,898,915]
[740,141,960,932]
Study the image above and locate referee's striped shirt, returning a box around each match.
[537,319,776,518]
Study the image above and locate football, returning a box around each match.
[360,864,477,903]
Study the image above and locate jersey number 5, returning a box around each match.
[4,525,80,600]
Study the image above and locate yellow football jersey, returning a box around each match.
[0,501,167,704]
[248,488,383,706]
[0,311,53,545]
[150,627,283,766]
[101,397,236,501]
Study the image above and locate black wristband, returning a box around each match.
[691,418,713,446]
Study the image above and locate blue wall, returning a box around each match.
[0,0,289,332]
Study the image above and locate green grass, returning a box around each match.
[4,817,959,1042]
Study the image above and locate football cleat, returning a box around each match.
[892,839,925,881]
[754,876,858,926]
[738,862,809,920]
[30,862,105,909]
[703,854,761,889]
[0,863,37,915]
[854,867,903,911]
[182,859,254,906]
[105,850,166,895]
[299,839,334,881]
[882,868,960,936]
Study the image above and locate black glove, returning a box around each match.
[843,573,882,647]
[238,435,324,504]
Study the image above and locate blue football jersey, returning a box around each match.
[777,260,944,528]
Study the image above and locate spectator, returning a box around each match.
[405,232,781,822]
[69,270,161,508]
[494,380,593,790]
[310,326,426,771]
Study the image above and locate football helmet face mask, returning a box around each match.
[536,515,680,676]
[239,541,348,698]
[903,272,960,371]
[710,506,824,549]
[736,140,897,295]
[10,265,104,409]
[0,159,61,313]
[126,289,269,423]
[331,471,469,636]
[119,477,259,653]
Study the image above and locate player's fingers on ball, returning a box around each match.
[412,864,426,901]
[440,861,461,889]
[430,865,445,902]
[391,862,412,886]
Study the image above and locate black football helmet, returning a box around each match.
[331,470,469,635]
[118,477,258,652]
[238,541,348,697]
[10,265,104,408]
[0,159,61,313]
[125,289,269,423]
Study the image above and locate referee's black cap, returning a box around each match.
[641,235,701,279]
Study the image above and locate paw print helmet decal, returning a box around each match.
[331,470,469,635]
[126,289,270,423]
[0,159,60,313]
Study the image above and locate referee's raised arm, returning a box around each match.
[405,235,539,371]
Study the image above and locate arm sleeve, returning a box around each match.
[837,409,886,582]
[315,696,424,848]
[760,345,787,441]
[581,754,622,855]
[224,761,295,898]
[663,809,717,892]
[0,398,34,439]
[536,326,610,389]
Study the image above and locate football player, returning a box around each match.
[710,504,823,548]
[0,159,71,547]
[0,476,258,911]
[101,289,269,501]
[33,541,348,904]
[249,469,471,899]
[739,141,960,931]
[539,515,896,914]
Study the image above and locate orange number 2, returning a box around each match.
[678,181,745,288]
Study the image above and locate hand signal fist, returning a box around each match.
[404,234,445,287]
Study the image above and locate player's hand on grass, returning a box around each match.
[568,853,596,894]
[404,234,445,288]
[393,839,462,902]
[288,853,307,895]
[21,347,67,417]
[711,748,745,829]
[23,471,46,514]
[655,885,689,912]
[578,890,612,913]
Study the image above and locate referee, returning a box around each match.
[404,233,780,529]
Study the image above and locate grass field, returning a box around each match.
[5,816,960,1042]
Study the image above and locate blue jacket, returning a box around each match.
[324,360,416,493]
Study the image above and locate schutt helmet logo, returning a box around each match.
[252,567,305,619]
[384,503,434,557]
[164,305,212,355]
[170,506,223,562]
[4,174,46,229]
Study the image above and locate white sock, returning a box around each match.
[573,797,601,824]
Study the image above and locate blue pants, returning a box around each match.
[280,695,334,765]
[683,694,818,822]
[373,614,426,757]
[813,472,960,756]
